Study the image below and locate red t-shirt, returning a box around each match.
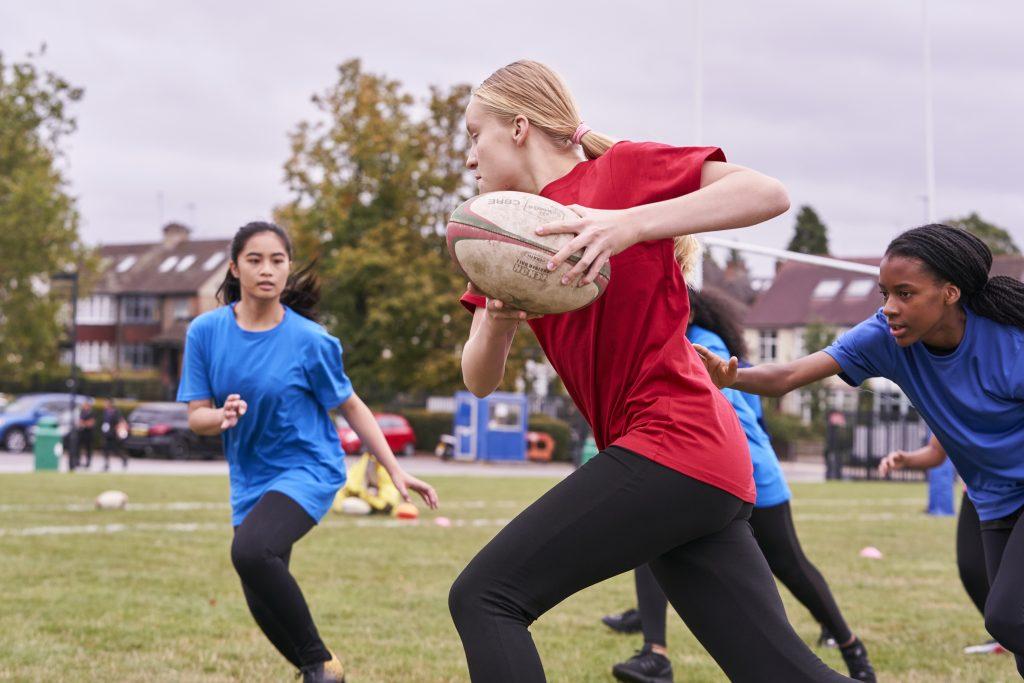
[460,141,754,503]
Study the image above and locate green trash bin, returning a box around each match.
[34,416,62,471]
[580,435,598,466]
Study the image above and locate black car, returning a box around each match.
[123,402,222,460]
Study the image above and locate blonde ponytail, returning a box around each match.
[673,235,703,280]
[474,60,615,160]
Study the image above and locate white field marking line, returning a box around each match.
[0,501,230,513]
[795,513,922,522]
[0,522,222,537]
[792,498,931,507]
[0,516,513,537]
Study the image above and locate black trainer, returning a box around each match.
[817,625,837,648]
[602,608,643,634]
[840,637,876,682]
[612,644,673,683]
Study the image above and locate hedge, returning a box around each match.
[527,414,571,462]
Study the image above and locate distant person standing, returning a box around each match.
[99,398,128,471]
[76,399,96,470]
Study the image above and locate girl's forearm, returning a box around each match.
[461,319,518,398]
[188,407,224,436]
[339,394,402,474]
[630,169,789,243]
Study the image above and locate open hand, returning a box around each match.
[392,469,439,510]
[692,344,739,389]
[535,205,635,287]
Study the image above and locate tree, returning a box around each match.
[278,60,537,403]
[800,321,837,428]
[787,205,830,255]
[944,212,1020,256]
[0,50,88,384]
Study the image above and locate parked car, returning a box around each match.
[0,393,91,452]
[334,413,417,456]
[123,402,222,460]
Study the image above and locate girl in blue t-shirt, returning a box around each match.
[178,221,438,683]
[604,285,874,683]
[696,224,1024,676]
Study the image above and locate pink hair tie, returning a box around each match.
[571,122,591,145]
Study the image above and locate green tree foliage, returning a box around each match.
[0,50,88,383]
[278,60,536,402]
[787,205,830,256]
[944,212,1020,256]
[801,321,837,428]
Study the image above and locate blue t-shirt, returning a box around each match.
[177,304,353,525]
[687,326,791,507]
[825,307,1024,521]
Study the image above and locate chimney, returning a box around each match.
[162,222,191,248]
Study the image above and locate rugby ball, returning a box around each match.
[338,497,372,516]
[95,490,128,510]
[446,191,611,315]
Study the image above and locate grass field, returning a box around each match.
[0,473,1017,682]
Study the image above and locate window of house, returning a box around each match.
[120,343,154,369]
[203,252,226,271]
[812,279,843,299]
[175,254,196,272]
[77,295,116,324]
[121,296,159,323]
[844,278,875,299]
[758,329,778,362]
[173,297,192,321]
[116,256,137,273]
[158,256,179,273]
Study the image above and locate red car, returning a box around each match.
[335,413,417,457]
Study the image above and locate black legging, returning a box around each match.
[634,500,853,648]
[956,492,988,617]
[448,447,849,682]
[231,491,331,669]
[979,504,1024,676]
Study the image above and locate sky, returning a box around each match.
[4,0,1023,276]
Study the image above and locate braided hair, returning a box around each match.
[885,224,1024,330]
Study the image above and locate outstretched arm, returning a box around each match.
[692,347,842,397]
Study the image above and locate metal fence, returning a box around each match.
[824,410,930,481]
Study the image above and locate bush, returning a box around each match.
[528,414,571,462]
[399,409,453,451]
[762,409,817,461]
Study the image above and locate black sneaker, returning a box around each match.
[840,638,876,682]
[602,608,643,634]
[612,645,673,683]
[817,625,837,648]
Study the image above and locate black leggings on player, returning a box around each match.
[448,446,849,682]
[231,491,331,669]
[956,492,989,617]
[979,503,1024,676]
[633,499,853,648]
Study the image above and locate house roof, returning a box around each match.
[94,232,230,296]
[744,254,1024,329]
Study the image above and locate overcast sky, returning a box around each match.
[4,0,1023,275]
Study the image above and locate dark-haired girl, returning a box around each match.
[178,222,438,683]
[698,224,1024,677]
[606,286,875,683]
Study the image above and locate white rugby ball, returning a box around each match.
[446,191,611,315]
[95,490,129,510]
[338,496,372,516]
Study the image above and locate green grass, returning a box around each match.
[0,474,1017,682]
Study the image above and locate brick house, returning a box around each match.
[74,223,231,395]
[743,254,1024,419]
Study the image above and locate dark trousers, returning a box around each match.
[231,491,331,669]
[635,500,853,648]
[979,503,1024,676]
[448,447,848,682]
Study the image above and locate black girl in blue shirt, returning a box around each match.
[178,222,438,683]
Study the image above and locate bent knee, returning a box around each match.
[230,534,270,576]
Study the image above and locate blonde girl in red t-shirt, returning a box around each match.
[449,60,851,683]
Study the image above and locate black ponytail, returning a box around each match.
[688,286,749,359]
[885,224,1024,331]
[216,221,321,322]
